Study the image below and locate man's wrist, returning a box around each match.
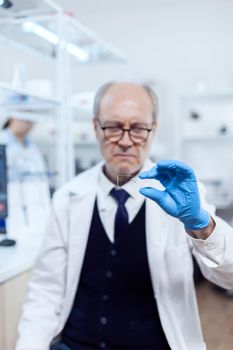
[186,217,216,239]
[181,209,210,231]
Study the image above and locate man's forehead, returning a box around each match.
[101,83,152,103]
[99,84,153,113]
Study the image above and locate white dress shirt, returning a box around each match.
[97,166,147,243]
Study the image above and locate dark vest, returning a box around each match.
[62,200,170,350]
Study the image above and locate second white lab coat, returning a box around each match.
[0,128,50,235]
[0,128,47,181]
[16,160,233,350]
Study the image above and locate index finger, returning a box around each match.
[139,165,159,179]
[157,159,195,178]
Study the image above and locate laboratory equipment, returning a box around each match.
[0,144,16,246]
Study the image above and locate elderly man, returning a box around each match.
[16,82,233,350]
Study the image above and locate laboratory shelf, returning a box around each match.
[0,81,60,110]
[179,90,233,209]
[183,136,233,142]
[181,90,233,101]
[75,142,98,147]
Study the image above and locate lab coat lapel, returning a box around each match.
[63,188,97,319]
[145,197,169,297]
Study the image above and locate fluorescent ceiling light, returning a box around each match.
[22,21,89,62]
[67,43,89,62]
[23,21,59,45]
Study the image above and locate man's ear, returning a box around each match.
[93,116,98,130]
[93,117,99,139]
[152,120,158,138]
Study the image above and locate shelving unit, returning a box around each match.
[179,90,233,209]
[0,0,127,187]
[183,136,233,142]
[0,81,60,110]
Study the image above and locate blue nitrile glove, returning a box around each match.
[139,160,210,230]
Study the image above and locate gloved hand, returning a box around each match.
[139,159,210,230]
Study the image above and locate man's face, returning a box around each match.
[94,83,157,184]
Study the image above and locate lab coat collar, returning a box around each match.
[67,159,156,199]
[3,128,31,146]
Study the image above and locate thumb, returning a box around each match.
[139,187,166,207]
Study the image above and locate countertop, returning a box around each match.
[0,234,44,284]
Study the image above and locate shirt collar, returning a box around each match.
[98,160,152,200]
[4,128,30,146]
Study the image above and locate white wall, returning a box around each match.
[69,1,233,156]
[69,2,232,86]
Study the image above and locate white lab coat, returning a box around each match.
[16,160,233,350]
[0,129,50,235]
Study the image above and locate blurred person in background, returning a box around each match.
[0,110,50,234]
[0,111,47,181]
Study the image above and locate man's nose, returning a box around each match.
[118,130,134,147]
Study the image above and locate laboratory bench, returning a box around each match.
[0,234,44,350]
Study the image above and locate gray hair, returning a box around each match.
[93,81,159,121]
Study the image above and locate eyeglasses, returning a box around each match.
[97,121,155,144]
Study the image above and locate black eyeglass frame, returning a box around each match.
[97,121,155,144]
